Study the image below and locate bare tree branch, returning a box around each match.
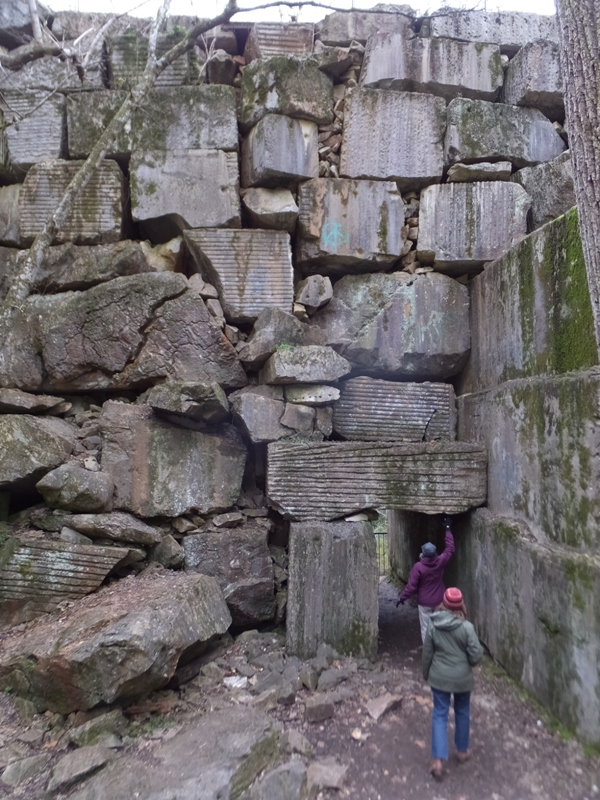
[0,41,64,70]
[27,0,44,45]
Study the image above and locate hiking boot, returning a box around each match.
[456,750,471,764]
[430,759,443,780]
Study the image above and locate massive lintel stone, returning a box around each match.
[67,86,238,160]
[106,31,201,89]
[0,273,247,391]
[296,178,408,274]
[100,401,247,517]
[510,152,575,231]
[260,345,352,385]
[240,56,334,132]
[316,9,414,46]
[184,228,293,323]
[311,271,470,379]
[130,149,240,232]
[333,377,457,442]
[0,415,75,491]
[230,385,288,443]
[267,440,487,519]
[0,572,232,713]
[340,89,445,189]
[0,184,21,246]
[417,182,531,270]
[425,10,559,56]
[361,33,503,102]
[0,91,64,179]
[242,188,299,232]
[184,524,276,626]
[36,464,114,513]
[19,160,124,245]
[140,382,229,424]
[503,40,564,120]
[0,537,129,630]
[445,98,566,169]
[237,307,327,369]
[244,22,314,61]
[287,521,378,659]
[241,114,318,187]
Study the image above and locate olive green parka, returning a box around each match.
[422,610,484,693]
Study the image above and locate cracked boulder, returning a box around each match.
[36,464,114,513]
[140,382,229,424]
[229,385,288,443]
[311,271,470,380]
[0,415,75,492]
[0,572,232,713]
[237,308,327,370]
[260,345,352,385]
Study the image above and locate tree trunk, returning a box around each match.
[556,0,600,354]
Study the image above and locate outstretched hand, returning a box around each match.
[443,515,452,529]
[396,597,405,608]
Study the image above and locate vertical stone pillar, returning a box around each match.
[286,520,378,659]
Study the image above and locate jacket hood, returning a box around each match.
[430,610,464,631]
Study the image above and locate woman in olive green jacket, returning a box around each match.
[422,587,483,781]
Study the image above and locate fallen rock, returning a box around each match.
[47,745,114,794]
[140,382,229,424]
[0,415,75,491]
[36,465,114,513]
[365,691,403,721]
[237,308,326,370]
[307,758,348,791]
[0,572,232,712]
[295,275,333,312]
[0,388,66,415]
[0,753,50,788]
[260,345,351,384]
[68,709,127,747]
[305,694,335,722]
[67,511,163,546]
[230,385,288,443]
[244,760,310,800]
[206,49,238,85]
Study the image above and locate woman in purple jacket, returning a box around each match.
[397,517,455,642]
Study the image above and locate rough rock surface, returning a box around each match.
[510,152,575,230]
[340,89,446,188]
[241,114,319,187]
[0,572,232,713]
[0,388,66,414]
[100,402,247,517]
[287,521,378,659]
[311,271,470,379]
[259,346,352,385]
[67,511,163,546]
[237,308,326,370]
[0,415,75,491]
[316,9,414,46]
[241,188,299,232]
[503,40,564,120]
[295,275,333,312]
[0,184,21,246]
[140,382,230,424]
[229,385,288,443]
[447,161,512,183]
[0,91,64,177]
[36,464,114,513]
[106,31,200,89]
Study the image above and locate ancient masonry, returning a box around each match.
[0,2,598,748]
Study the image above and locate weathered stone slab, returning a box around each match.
[0,91,64,177]
[36,464,114,512]
[285,384,339,405]
[237,307,326,370]
[185,229,293,323]
[0,415,75,491]
[140,382,229,424]
[0,537,128,629]
[184,524,276,626]
[310,40,364,78]
[67,86,238,160]
[267,440,487,519]
[0,388,65,414]
[47,745,114,794]
[296,178,408,274]
[333,377,456,442]
[361,33,503,101]
[241,114,318,187]
[100,401,247,517]
[445,98,566,169]
[260,345,351,385]
[295,274,333,312]
[425,10,559,56]
[244,22,314,61]
[340,89,445,189]
[503,40,563,120]
[417,182,531,270]
[0,572,231,712]
[240,56,334,131]
[316,9,414,46]
[19,160,124,245]
[229,385,288,444]
[68,511,162,546]
[311,271,470,379]
[130,149,240,232]
[106,31,201,89]
[246,761,309,800]
[287,520,378,658]
[66,708,278,800]
[447,161,512,183]
[242,188,299,232]
[510,152,575,231]
[0,184,21,246]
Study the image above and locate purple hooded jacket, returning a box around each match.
[399,530,455,608]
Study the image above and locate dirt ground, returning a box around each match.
[0,579,599,800]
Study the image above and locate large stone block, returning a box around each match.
[244,22,314,60]
[459,209,598,395]
[503,40,563,120]
[19,160,124,245]
[106,31,201,89]
[259,345,351,385]
[456,509,600,746]
[184,229,293,323]
[287,521,378,659]
[0,415,75,491]
[242,188,299,232]
[340,89,445,189]
[130,150,240,232]
[101,402,247,517]
[510,152,575,231]
[425,10,559,56]
[296,178,408,274]
[36,464,113,513]
[267,440,487,519]
[445,98,566,169]
[184,524,276,626]
[361,33,503,101]
[316,9,414,46]
[0,572,231,712]
[240,56,334,131]
[417,182,531,270]
[0,91,64,179]
[333,377,456,442]
[241,114,318,187]
[311,271,470,380]
[229,385,287,443]
[141,382,229,425]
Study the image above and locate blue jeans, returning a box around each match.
[431,688,471,760]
